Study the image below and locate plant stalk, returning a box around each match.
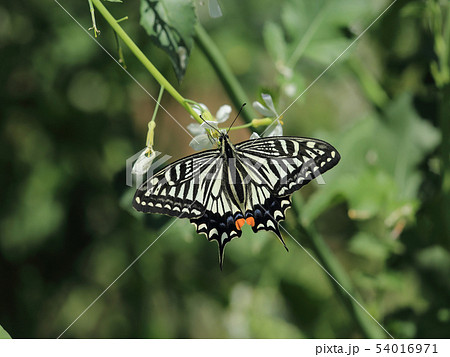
[90,0,203,124]
[292,202,388,338]
[194,23,256,125]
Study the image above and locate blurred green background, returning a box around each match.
[0,0,449,338]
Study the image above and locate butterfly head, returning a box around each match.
[218,132,229,145]
[217,103,246,149]
[218,132,236,158]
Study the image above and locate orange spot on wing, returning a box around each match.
[235,218,245,230]
[246,217,255,227]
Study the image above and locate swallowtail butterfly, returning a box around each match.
[133,134,340,268]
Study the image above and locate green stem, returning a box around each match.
[436,1,450,85]
[228,122,253,131]
[439,85,450,243]
[151,86,165,123]
[88,0,100,37]
[146,87,164,149]
[116,16,129,23]
[90,0,203,124]
[439,3,450,242]
[292,201,388,338]
[194,23,256,125]
[113,31,126,69]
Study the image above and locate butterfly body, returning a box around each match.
[133,134,340,268]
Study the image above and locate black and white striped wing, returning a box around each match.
[236,136,340,196]
[133,135,340,268]
[133,150,221,218]
[133,149,245,264]
[235,136,340,239]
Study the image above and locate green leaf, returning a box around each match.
[303,94,440,225]
[349,232,400,262]
[0,325,11,339]
[416,245,450,291]
[140,0,197,82]
[104,0,123,3]
[281,0,381,68]
[383,94,441,196]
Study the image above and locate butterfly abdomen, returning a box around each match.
[225,158,247,204]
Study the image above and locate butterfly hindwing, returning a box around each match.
[189,159,245,268]
[244,193,291,250]
[191,209,243,269]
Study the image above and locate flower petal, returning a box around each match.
[252,101,274,117]
[215,104,232,123]
[200,120,219,131]
[189,134,215,151]
[187,123,205,135]
[261,93,278,116]
[265,122,283,137]
[250,132,260,140]
[132,149,157,176]
[191,103,209,117]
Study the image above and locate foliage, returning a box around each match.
[0,325,11,339]
[0,0,448,338]
[140,0,196,82]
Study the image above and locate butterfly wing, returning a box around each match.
[133,136,340,268]
[133,150,220,218]
[133,149,244,267]
[236,136,340,195]
[235,136,340,244]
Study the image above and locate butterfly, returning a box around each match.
[133,133,340,268]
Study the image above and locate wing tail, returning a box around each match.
[246,196,292,251]
[191,210,243,269]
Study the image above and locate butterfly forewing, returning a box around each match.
[133,150,221,218]
[235,136,340,196]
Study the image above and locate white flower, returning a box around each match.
[253,93,278,117]
[188,104,232,150]
[251,93,283,139]
[132,148,157,176]
[249,132,260,140]
[189,133,214,151]
[215,104,232,122]
[186,122,206,136]
[283,83,297,97]
[250,122,283,139]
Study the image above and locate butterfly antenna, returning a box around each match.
[199,114,220,134]
[227,103,246,134]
